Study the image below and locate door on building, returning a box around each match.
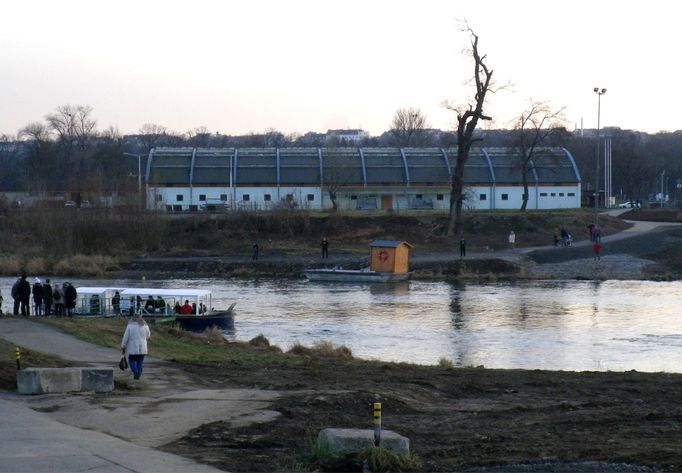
[381,195,393,210]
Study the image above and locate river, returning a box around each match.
[1,277,680,372]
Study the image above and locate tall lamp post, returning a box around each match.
[123,152,143,211]
[593,87,606,226]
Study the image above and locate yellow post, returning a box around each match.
[15,347,21,371]
[373,402,382,447]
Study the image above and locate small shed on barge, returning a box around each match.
[369,240,412,274]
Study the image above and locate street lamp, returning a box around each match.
[593,87,606,226]
[123,152,143,211]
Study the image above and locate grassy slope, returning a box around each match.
[0,336,74,390]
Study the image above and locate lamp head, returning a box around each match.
[601,88,607,94]
[593,87,599,93]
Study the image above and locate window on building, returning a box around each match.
[550,193,556,197]
[350,195,357,200]
[415,194,423,199]
[199,194,206,201]
[156,194,163,202]
[242,194,250,201]
[172,205,182,212]
[540,193,548,197]
[479,194,487,201]
[307,194,315,201]
[176,194,184,202]
[264,194,271,201]
[559,193,565,197]
[220,194,227,201]
[501,193,509,200]
[568,192,575,197]
[436,194,444,201]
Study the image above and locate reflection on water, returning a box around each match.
[1,277,681,372]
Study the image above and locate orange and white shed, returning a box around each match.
[369,240,413,273]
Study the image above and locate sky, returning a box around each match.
[1,0,679,137]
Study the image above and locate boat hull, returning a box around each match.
[174,311,234,332]
[304,269,410,283]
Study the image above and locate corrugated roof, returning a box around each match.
[369,240,413,248]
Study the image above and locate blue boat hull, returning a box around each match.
[174,311,234,332]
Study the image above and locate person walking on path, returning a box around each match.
[508,231,516,250]
[32,278,43,316]
[321,237,329,258]
[17,273,31,316]
[459,237,466,258]
[42,279,53,316]
[121,314,151,380]
[252,242,259,261]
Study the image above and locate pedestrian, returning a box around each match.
[32,278,44,316]
[64,282,77,317]
[53,283,64,317]
[592,241,603,260]
[252,242,259,261]
[321,237,329,258]
[121,314,151,380]
[553,235,560,247]
[587,223,596,242]
[43,279,53,316]
[11,276,20,315]
[594,227,602,243]
[17,273,31,316]
[112,291,121,314]
[459,237,466,258]
[508,231,516,249]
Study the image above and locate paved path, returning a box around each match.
[0,318,281,472]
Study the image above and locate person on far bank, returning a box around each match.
[43,279,53,316]
[321,237,329,258]
[593,241,603,261]
[252,242,259,261]
[508,231,516,250]
[32,278,43,316]
[459,237,466,258]
[121,314,151,380]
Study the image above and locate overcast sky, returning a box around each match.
[1,0,677,137]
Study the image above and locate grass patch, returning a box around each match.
[0,335,74,390]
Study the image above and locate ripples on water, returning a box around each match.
[1,277,680,372]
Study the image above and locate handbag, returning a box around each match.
[119,356,128,371]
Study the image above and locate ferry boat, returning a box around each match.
[75,286,235,332]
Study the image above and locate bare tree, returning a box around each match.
[45,105,96,149]
[389,107,429,146]
[138,123,168,151]
[445,24,494,236]
[512,100,567,210]
[323,148,357,212]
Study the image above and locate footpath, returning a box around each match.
[0,318,280,473]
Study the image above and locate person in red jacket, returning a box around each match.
[180,300,193,314]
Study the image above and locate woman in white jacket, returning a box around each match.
[121,314,151,379]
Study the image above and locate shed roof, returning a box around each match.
[369,240,413,248]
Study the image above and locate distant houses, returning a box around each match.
[146,146,581,212]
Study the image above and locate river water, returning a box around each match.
[2,277,681,372]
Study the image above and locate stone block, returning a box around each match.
[17,368,82,395]
[318,428,409,455]
[81,368,114,393]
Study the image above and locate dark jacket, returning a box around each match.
[17,278,31,301]
[32,283,43,303]
[43,283,53,304]
[64,284,77,309]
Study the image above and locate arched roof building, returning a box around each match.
[146,147,581,211]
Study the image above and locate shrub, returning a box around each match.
[438,357,454,369]
[249,334,271,348]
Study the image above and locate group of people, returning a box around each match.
[173,300,207,314]
[4,274,77,317]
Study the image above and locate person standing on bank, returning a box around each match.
[43,279,53,316]
[32,278,43,316]
[459,237,466,258]
[64,283,77,317]
[321,237,329,258]
[252,242,259,261]
[17,273,31,316]
[11,277,20,315]
[508,231,516,250]
[121,314,151,380]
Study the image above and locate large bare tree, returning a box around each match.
[45,104,96,149]
[445,25,494,236]
[512,100,567,210]
[389,107,429,146]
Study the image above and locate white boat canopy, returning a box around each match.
[119,288,211,298]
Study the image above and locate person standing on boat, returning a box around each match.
[121,314,151,380]
[180,300,193,314]
[321,237,329,258]
[112,291,121,314]
[43,279,53,316]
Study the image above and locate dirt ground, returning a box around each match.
[163,359,682,472]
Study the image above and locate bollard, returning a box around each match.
[373,402,382,447]
[15,347,21,371]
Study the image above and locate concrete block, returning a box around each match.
[17,368,81,395]
[81,368,114,393]
[318,428,409,455]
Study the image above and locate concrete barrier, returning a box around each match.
[17,368,114,395]
[318,428,410,455]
